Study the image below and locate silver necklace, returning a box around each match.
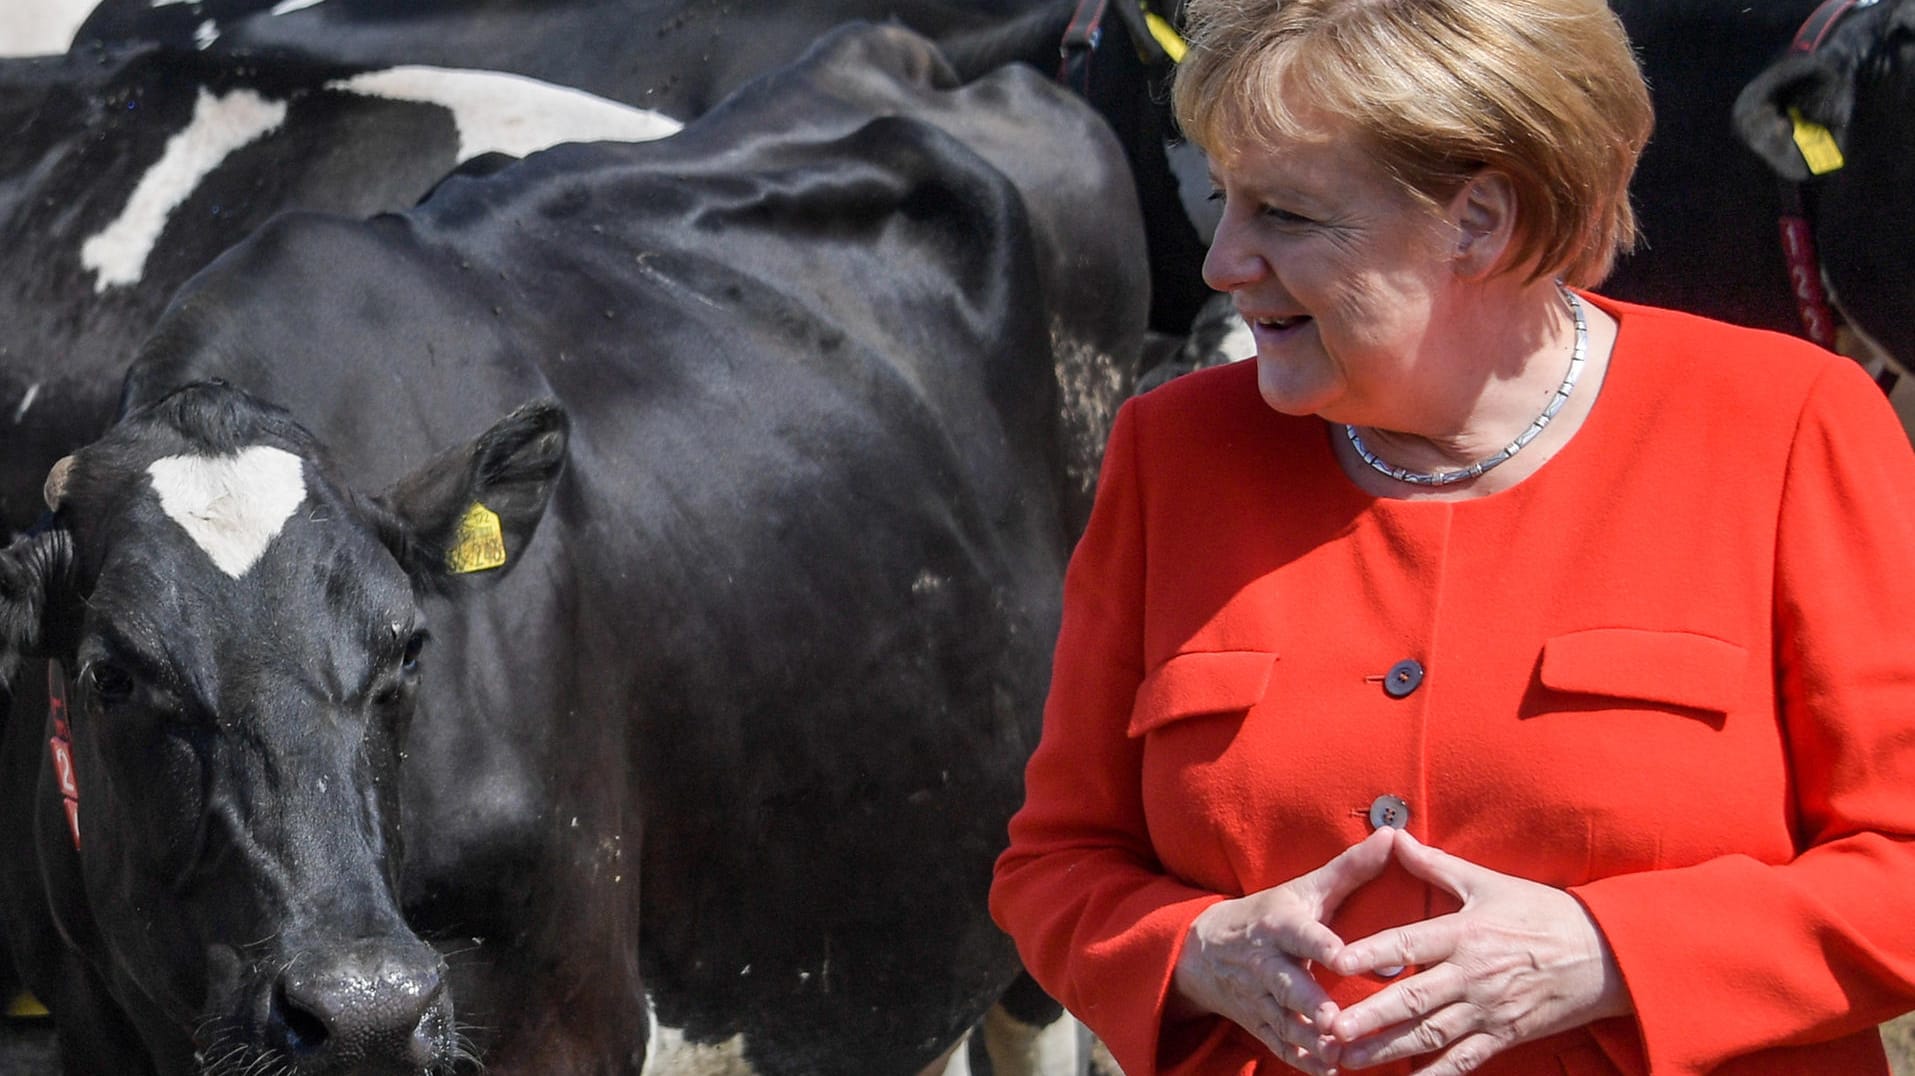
[1344,284,1587,487]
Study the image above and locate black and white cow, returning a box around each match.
[74,0,1206,338]
[0,39,679,535]
[0,0,1201,539]
[73,0,1037,115]
[6,388,564,1076]
[0,22,1146,1075]
[1731,0,1915,374]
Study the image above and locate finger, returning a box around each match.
[1393,1028,1501,1075]
[1269,912,1352,973]
[1335,1000,1479,1068]
[1388,830,1487,902]
[1326,962,1468,1044]
[1256,996,1343,1057]
[1255,950,1342,1029]
[1246,1018,1344,1076]
[1328,915,1461,981]
[1306,827,1398,910]
[1270,1039,1340,1076]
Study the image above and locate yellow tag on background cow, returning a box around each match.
[1788,108,1845,175]
[1145,10,1187,62]
[447,502,508,573]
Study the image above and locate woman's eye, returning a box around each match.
[88,663,134,703]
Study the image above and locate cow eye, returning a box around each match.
[86,662,135,704]
[401,630,428,673]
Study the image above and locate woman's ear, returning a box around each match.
[1447,170,1517,279]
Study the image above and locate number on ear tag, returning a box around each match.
[447,502,508,573]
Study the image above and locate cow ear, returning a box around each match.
[1733,52,1855,182]
[0,527,75,680]
[374,400,569,589]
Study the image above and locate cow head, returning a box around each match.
[1733,0,1915,371]
[0,381,568,1074]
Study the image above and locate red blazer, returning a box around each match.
[990,295,1915,1075]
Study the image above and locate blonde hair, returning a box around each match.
[1172,0,1653,285]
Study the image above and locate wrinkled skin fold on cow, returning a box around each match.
[1,21,1147,1076]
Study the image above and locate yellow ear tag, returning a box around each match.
[1788,108,1845,175]
[447,502,508,573]
[1144,10,1187,62]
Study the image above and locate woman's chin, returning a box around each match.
[1254,358,1335,417]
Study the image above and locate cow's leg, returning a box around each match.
[978,972,1091,1076]
[982,1006,1085,1076]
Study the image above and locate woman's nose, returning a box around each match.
[1202,212,1264,293]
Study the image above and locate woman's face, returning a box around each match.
[1202,108,1464,426]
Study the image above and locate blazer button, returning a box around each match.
[1368,794,1410,831]
[1383,658,1424,698]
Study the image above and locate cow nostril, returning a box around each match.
[269,981,332,1056]
[266,946,450,1066]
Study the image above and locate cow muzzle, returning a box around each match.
[214,939,457,1075]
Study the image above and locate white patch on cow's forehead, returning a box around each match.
[146,446,307,579]
[643,995,756,1076]
[270,0,327,13]
[194,19,218,48]
[82,88,288,292]
[325,67,681,161]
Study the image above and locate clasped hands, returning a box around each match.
[1169,827,1630,1075]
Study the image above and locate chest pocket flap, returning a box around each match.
[1539,628,1747,714]
[1129,650,1278,738]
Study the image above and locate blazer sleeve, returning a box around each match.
[1572,358,1915,1073]
[989,398,1258,1076]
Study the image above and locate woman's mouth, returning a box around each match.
[1252,314,1311,333]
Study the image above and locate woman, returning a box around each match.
[987,0,1915,1074]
